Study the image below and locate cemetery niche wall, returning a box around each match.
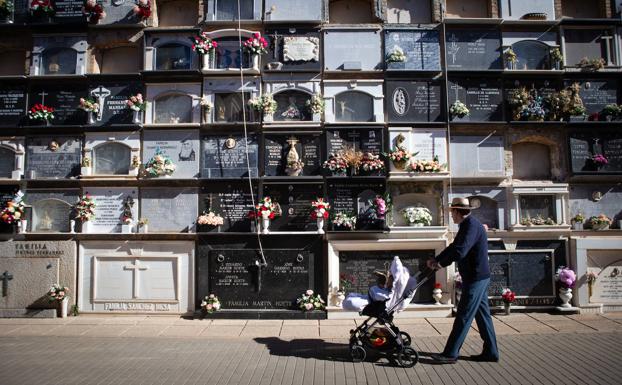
[326,180,386,231]
[569,132,622,174]
[498,0,556,20]
[262,76,321,123]
[387,127,448,177]
[83,187,138,234]
[564,79,619,117]
[23,189,79,233]
[449,187,506,231]
[502,31,557,71]
[264,0,324,22]
[445,28,502,70]
[204,0,262,22]
[144,31,199,71]
[83,132,140,177]
[323,28,382,72]
[323,80,384,123]
[78,241,194,314]
[562,28,617,68]
[263,133,322,177]
[203,29,261,72]
[0,83,27,126]
[385,0,432,24]
[0,138,24,180]
[261,182,324,232]
[569,184,622,229]
[146,83,201,125]
[386,80,443,123]
[448,78,504,121]
[25,136,81,179]
[261,28,321,72]
[449,135,505,180]
[28,84,87,126]
[199,183,257,233]
[143,130,200,178]
[201,134,259,178]
[202,78,259,124]
[140,188,198,233]
[86,80,142,126]
[30,35,87,76]
[384,29,441,71]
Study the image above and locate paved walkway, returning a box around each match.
[0,313,621,385]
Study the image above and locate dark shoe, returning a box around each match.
[430,353,457,364]
[470,353,499,362]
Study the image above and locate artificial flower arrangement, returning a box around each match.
[193,32,218,55]
[406,156,444,172]
[501,288,515,304]
[47,284,69,302]
[0,0,15,19]
[449,100,469,119]
[0,191,25,225]
[504,48,517,66]
[197,211,224,227]
[144,148,176,177]
[81,157,91,167]
[201,294,221,313]
[571,213,585,224]
[401,205,433,227]
[79,97,99,113]
[75,194,96,222]
[132,0,151,20]
[296,289,325,311]
[82,0,106,23]
[250,197,279,220]
[248,94,277,115]
[125,93,146,111]
[600,104,620,120]
[359,152,385,173]
[578,57,606,71]
[310,198,330,220]
[332,212,356,230]
[138,218,148,228]
[520,214,556,226]
[385,147,414,169]
[555,266,576,289]
[322,153,348,175]
[589,154,609,167]
[30,0,54,16]
[386,46,407,63]
[28,104,55,122]
[586,271,598,298]
[339,273,356,294]
[306,93,325,114]
[131,155,141,169]
[243,33,268,55]
[341,147,363,172]
[373,195,387,219]
[550,47,563,64]
[588,214,612,230]
[200,96,213,112]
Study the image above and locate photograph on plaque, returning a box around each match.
[263,134,321,177]
[445,29,502,70]
[448,78,504,121]
[261,28,321,72]
[86,188,138,233]
[569,132,622,174]
[87,81,142,126]
[25,136,82,179]
[386,80,443,122]
[199,183,257,232]
[143,130,200,178]
[262,183,323,231]
[28,85,87,126]
[0,84,26,126]
[327,181,386,231]
[140,188,198,233]
[24,190,79,233]
[201,134,258,178]
[384,29,440,71]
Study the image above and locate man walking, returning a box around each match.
[427,197,499,364]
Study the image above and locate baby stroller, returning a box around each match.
[348,270,435,368]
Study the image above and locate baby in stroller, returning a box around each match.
[344,257,432,367]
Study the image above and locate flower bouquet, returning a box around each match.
[339,273,356,294]
[406,156,444,173]
[401,205,432,227]
[449,100,469,119]
[550,47,563,67]
[132,0,151,20]
[306,93,325,115]
[125,93,146,111]
[0,0,15,21]
[144,148,176,177]
[386,46,407,63]
[75,194,96,223]
[30,0,55,17]
[578,57,605,71]
[248,94,277,118]
[501,288,515,314]
[600,104,620,121]
[385,147,414,170]
[504,48,517,68]
[322,153,348,176]
[556,266,576,307]
[296,289,325,311]
[0,192,25,225]
[193,32,218,55]
[48,284,69,302]
[586,271,598,298]
[79,98,99,112]
[197,211,224,231]
[588,214,612,230]
[310,198,330,220]
[589,154,608,169]
[332,212,356,231]
[251,197,279,220]
[520,214,556,226]
[359,152,385,175]
[82,0,106,24]
[243,33,268,55]
[28,104,54,124]
[201,294,221,313]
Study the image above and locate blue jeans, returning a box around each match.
[443,278,499,359]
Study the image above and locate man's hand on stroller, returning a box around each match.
[426,258,440,271]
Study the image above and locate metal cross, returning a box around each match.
[600,34,614,65]
[1,271,13,297]
[124,260,148,299]
[38,91,48,105]
[90,86,111,121]
[269,31,282,59]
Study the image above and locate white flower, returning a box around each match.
[306,289,314,296]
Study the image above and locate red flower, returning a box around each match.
[434,283,442,289]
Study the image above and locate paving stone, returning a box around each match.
[577,320,622,332]
[431,323,479,336]
[502,322,556,334]
[209,319,247,326]
[601,312,622,321]
[0,325,25,336]
[68,317,106,325]
[102,316,146,325]
[540,320,596,333]
[246,320,283,326]
[120,325,168,337]
[399,324,441,337]
[282,319,319,326]
[239,326,282,338]
[319,319,357,326]
[82,325,132,337]
[49,325,95,336]
[425,317,456,324]
[280,325,320,338]
[199,325,244,337]
[319,326,354,339]
[159,325,207,337]
[6,324,60,336]
[137,316,180,325]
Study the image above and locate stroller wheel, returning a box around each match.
[350,345,366,363]
[397,347,419,368]
[400,332,412,346]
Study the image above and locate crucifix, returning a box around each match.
[124,259,148,299]
[38,91,48,105]
[450,82,461,101]
[269,31,282,60]
[1,271,13,297]
[599,33,614,65]
[91,86,111,121]
[447,33,460,64]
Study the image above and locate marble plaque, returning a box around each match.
[328,181,385,229]
[588,251,622,303]
[87,81,141,126]
[140,188,198,233]
[386,80,442,122]
[262,183,322,231]
[201,134,258,178]
[564,29,609,67]
[450,135,505,178]
[410,129,447,165]
[448,79,504,121]
[94,142,131,175]
[25,136,82,179]
[445,29,502,70]
[29,85,87,126]
[569,184,622,224]
[566,80,619,116]
[569,133,622,173]
[265,0,323,21]
[326,128,384,157]
[26,190,78,233]
[215,0,254,20]
[143,130,200,178]
[0,148,15,178]
[262,28,322,72]
[283,37,319,62]
[384,30,441,70]
[324,29,382,71]
[201,183,257,232]
[0,85,26,126]
[54,0,84,20]
[87,188,138,233]
[263,134,321,176]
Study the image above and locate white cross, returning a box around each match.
[124,259,148,299]
[38,91,48,105]
[600,34,614,65]
[90,86,111,121]
[447,34,460,64]
[450,83,461,100]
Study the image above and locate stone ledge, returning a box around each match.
[0,309,57,318]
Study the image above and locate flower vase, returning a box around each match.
[70,220,75,234]
[81,166,91,176]
[263,113,273,123]
[559,287,573,308]
[132,110,142,124]
[432,288,442,305]
[408,222,424,227]
[202,109,211,124]
[18,220,27,234]
[573,222,584,231]
[201,54,210,71]
[87,111,95,125]
[139,224,148,234]
[588,282,593,299]
[504,303,511,315]
[122,222,133,234]
[392,159,408,171]
[262,218,270,234]
[81,221,92,233]
[252,54,259,70]
[58,298,68,318]
[317,217,325,234]
[336,291,345,307]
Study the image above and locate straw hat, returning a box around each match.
[448,197,476,210]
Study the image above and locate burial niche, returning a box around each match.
[41,47,77,75]
[94,142,131,175]
[32,199,72,232]
[468,196,498,229]
[274,90,312,121]
[155,43,192,70]
[335,91,374,122]
[0,147,15,178]
[511,40,551,70]
[214,92,250,122]
[0,50,26,75]
[154,93,193,124]
[158,0,198,26]
[561,0,600,18]
[387,0,431,23]
[329,0,376,24]
[519,195,556,223]
[512,142,551,180]
[99,47,141,74]
[445,0,488,18]
[216,0,254,20]
[215,37,251,70]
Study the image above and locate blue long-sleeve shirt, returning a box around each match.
[435,215,490,283]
